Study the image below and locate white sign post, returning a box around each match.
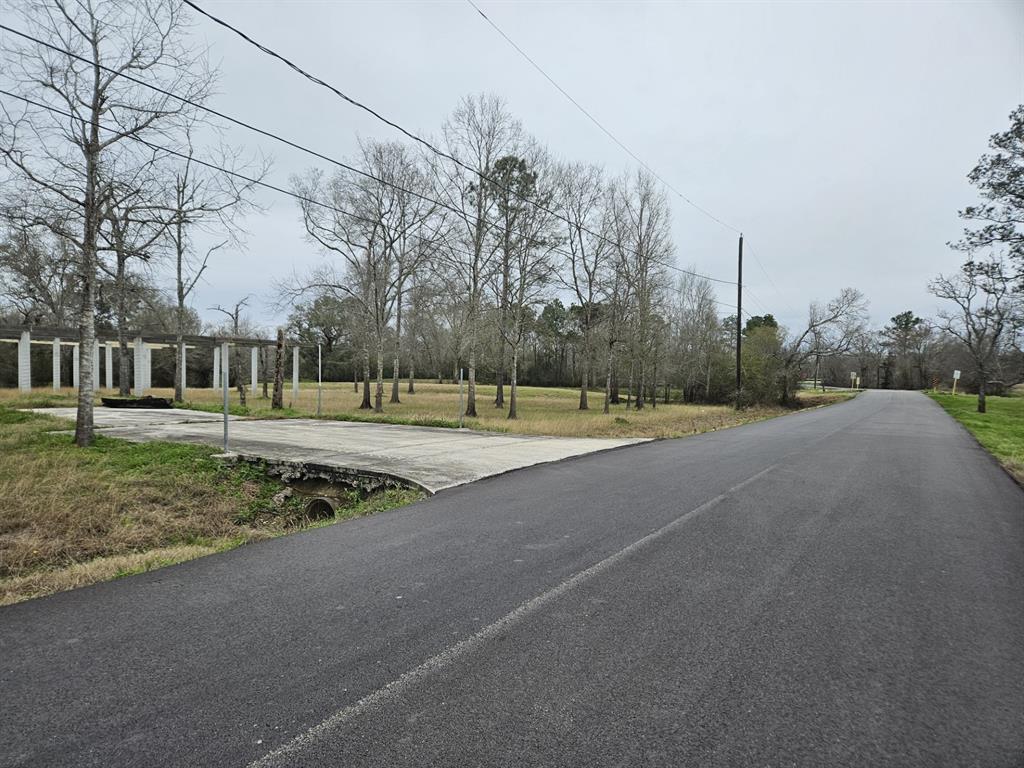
[317,343,322,417]
[952,369,961,396]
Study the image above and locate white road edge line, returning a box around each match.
[248,461,781,767]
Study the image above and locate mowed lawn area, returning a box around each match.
[928,392,1024,483]
[0,406,422,606]
[0,381,853,440]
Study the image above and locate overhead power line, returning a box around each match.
[746,247,801,320]
[0,88,750,317]
[465,0,742,236]
[0,22,734,290]
[179,0,741,288]
[464,1,804,318]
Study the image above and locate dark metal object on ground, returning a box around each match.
[100,396,173,409]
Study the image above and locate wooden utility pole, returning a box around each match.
[735,234,743,408]
[271,328,285,410]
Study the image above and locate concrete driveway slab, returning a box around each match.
[31,407,647,493]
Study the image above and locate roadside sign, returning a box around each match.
[953,370,961,380]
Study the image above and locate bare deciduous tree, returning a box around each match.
[930,255,1020,412]
[436,93,521,418]
[293,139,433,413]
[0,0,210,444]
[612,170,673,410]
[164,128,265,403]
[557,162,611,410]
[487,149,558,419]
[776,288,869,405]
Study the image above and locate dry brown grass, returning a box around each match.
[0,407,421,605]
[0,543,221,606]
[0,381,853,440]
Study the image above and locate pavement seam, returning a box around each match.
[247,461,781,768]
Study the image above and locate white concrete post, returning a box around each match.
[143,346,152,391]
[133,337,144,396]
[72,344,80,388]
[17,330,31,392]
[105,342,114,390]
[52,337,61,391]
[180,344,187,398]
[292,346,299,401]
[92,341,100,391]
[250,346,258,394]
[212,346,221,391]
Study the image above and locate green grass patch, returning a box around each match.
[928,392,1024,483]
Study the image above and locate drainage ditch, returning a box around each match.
[219,454,429,520]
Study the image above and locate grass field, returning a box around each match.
[0,381,853,440]
[928,392,1024,483]
[0,406,422,606]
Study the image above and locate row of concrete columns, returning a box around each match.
[13,332,140,394]
[12,331,302,399]
[212,345,300,399]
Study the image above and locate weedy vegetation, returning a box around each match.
[0,406,422,605]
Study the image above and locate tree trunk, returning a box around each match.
[354,364,359,392]
[407,365,415,394]
[779,375,793,407]
[603,346,613,414]
[579,352,589,410]
[977,375,987,414]
[494,367,505,408]
[636,359,646,410]
[173,328,184,403]
[374,337,384,413]
[391,288,402,404]
[625,360,633,410]
[75,260,97,446]
[390,354,401,404]
[649,358,658,410]
[664,378,670,405]
[466,342,478,417]
[73,107,102,447]
[508,347,519,420]
[360,345,372,410]
[705,352,713,401]
[272,329,285,409]
[233,347,246,407]
[172,218,188,403]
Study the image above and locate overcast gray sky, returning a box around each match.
[178,0,1024,333]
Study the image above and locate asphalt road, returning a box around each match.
[1,391,1021,767]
